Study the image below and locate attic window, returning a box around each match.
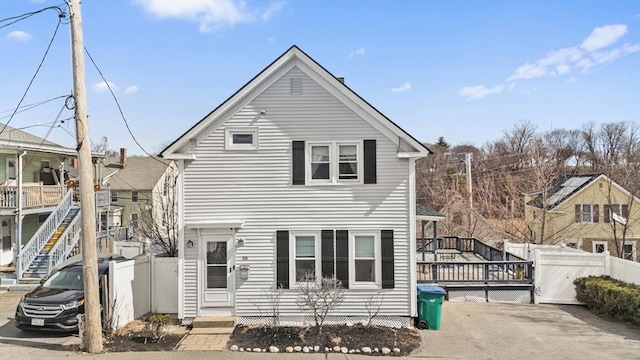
[291,77,303,95]
[225,127,258,150]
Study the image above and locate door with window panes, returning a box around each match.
[201,234,234,307]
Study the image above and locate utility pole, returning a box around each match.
[465,153,473,209]
[69,0,102,352]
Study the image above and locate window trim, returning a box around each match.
[349,231,381,289]
[131,213,138,228]
[306,141,363,185]
[289,231,321,286]
[225,127,259,150]
[40,159,51,170]
[592,240,608,254]
[131,191,139,203]
[111,190,118,203]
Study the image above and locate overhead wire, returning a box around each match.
[83,47,168,166]
[0,7,67,136]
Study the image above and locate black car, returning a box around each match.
[15,254,125,332]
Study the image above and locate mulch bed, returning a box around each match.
[103,330,185,352]
[228,323,422,356]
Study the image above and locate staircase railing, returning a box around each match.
[47,209,82,274]
[17,189,73,278]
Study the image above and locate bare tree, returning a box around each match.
[296,274,344,335]
[136,162,179,257]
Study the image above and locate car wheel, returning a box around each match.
[417,320,428,330]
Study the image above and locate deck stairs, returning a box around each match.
[22,207,81,279]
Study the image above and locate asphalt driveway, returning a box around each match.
[412,301,639,359]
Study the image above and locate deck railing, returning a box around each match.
[416,260,534,283]
[0,185,67,209]
[416,235,533,285]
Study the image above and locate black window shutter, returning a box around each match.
[363,139,377,184]
[335,230,349,289]
[622,204,629,218]
[574,205,581,223]
[292,141,305,185]
[321,230,335,279]
[276,230,290,289]
[603,205,611,223]
[381,230,394,289]
[593,205,599,223]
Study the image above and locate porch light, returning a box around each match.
[186,240,194,248]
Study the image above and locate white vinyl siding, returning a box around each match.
[180,67,412,318]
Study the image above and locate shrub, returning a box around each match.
[148,314,172,342]
[574,276,640,326]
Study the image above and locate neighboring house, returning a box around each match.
[160,46,431,325]
[524,174,640,262]
[101,152,175,248]
[0,123,95,279]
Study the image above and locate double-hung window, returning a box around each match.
[291,232,320,283]
[592,241,608,254]
[131,191,139,203]
[575,204,598,223]
[604,204,629,224]
[621,241,637,261]
[349,232,381,288]
[308,141,361,184]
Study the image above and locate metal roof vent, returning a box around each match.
[291,77,302,95]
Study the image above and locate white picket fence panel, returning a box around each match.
[109,256,179,330]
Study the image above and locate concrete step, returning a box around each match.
[189,327,234,335]
[192,316,236,328]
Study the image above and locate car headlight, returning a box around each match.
[61,299,85,310]
[18,297,26,309]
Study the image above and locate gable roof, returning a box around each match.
[160,45,430,158]
[103,157,170,191]
[0,122,79,156]
[528,173,640,210]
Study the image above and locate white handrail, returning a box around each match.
[18,189,73,278]
[47,209,82,274]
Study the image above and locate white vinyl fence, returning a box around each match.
[108,255,179,330]
[610,256,640,285]
[504,241,640,305]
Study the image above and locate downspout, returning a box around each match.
[14,150,27,279]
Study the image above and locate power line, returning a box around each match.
[0,5,66,29]
[83,47,167,166]
[0,95,69,115]
[0,8,67,135]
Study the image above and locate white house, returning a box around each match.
[160,46,431,326]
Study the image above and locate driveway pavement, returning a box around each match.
[1,290,638,359]
[413,302,639,359]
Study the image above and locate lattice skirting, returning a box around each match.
[181,317,195,326]
[448,289,531,303]
[237,315,411,328]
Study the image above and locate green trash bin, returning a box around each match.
[416,284,446,330]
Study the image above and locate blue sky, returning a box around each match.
[1,0,639,155]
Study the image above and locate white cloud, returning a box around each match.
[348,48,366,59]
[505,24,638,83]
[267,36,275,43]
[91,81,117,93]
[135,0,284,32]
[6,30,33,42]
[556,64,571,75]
[580,24,627,52]
[521,88,538,95]
[459,84,504,101]
[124,85,139,95]
[567,77,576,83]
[391,82,412,93]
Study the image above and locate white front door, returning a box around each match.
[200,234,234,308]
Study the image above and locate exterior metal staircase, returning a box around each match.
[23,207,81,278]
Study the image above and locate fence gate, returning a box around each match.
[533,250,608,304]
